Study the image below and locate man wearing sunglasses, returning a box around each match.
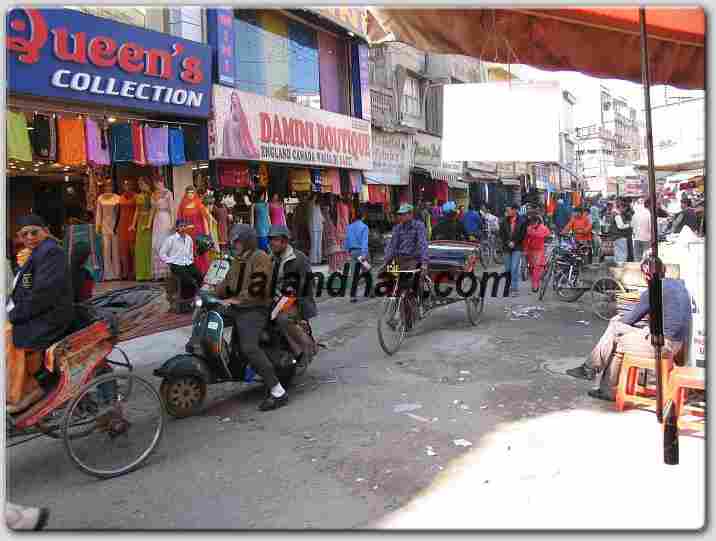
[566,251,692,402]
[7,215,74,414]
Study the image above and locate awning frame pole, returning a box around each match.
[639,7,679,465]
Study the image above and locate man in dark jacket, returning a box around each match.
[432,201,467,241]
[499,205,528,297]
[7,215,74,413]
[268,225,319,370]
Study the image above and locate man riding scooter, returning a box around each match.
[215,224,288,411]
[267,225,319,371]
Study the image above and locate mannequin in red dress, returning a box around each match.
[177,186,211,275]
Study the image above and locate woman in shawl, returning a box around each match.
[222,91,260,159]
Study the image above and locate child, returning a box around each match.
[525,215,551,293]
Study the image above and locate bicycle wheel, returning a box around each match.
[465,295,485,326]
[377,295,407,356]
[538,258,554,300]
[63,373,165,479]
[591,277,626,321]
[554,270,587,302]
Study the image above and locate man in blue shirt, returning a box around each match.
[462,204,483,240]
[344,207,370,303]
[567,254,692,401]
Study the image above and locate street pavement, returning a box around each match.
[6,277,705,530]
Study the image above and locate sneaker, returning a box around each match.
[566,364,596,381]
[259,393,289,411]
[5,503,50,531]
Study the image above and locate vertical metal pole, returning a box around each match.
[639,8,678,465]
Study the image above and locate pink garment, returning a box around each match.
[143,126,169,166]
[327,169,341,195]
[269,202,287,226]
[85,118,110,165]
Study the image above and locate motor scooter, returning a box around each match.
[154,257,317,418]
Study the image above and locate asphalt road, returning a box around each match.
[6,284,705,530]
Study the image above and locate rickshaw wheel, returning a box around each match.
[591,277,626,321]
[465,295,485,326]
[63,373,165,479]
[160,376,207,419]
[378,296,407,356]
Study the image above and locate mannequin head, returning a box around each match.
[138,178,151,193]
[272,193,280,204]
[185,186,197,200]
[121,179,133,194]
[102,181,114,194]
[153,177,166,191]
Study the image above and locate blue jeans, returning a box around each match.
[504,250,522,293]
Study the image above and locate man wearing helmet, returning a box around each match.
[216,224,287,411]
[431,201,467,242]
[267,225,318,370]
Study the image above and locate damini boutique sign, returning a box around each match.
[210,85,372,170]
[7,8,212,117]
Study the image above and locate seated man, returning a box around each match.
[432,201,467,241]
[567,253,692,401]
[160,219,203,301]
[268,225,319,368]
[7,215,74,414]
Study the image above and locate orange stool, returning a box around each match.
[668,367,705,434]
[615,352,674,412]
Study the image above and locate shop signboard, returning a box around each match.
[7,8,213,117]
[412,132,442,169]
[364,129,410,185]
[210,85,372,170]
[206,8,235,87]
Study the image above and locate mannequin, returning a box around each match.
[212,195,230,251]
[131,178,153,281]
[203,193,221,260]
[177,186,210,275]
[309,193,324,265]
[334,195,350,271]
[150,177,175,280]
[253,190,271,252]
[117,179,137,280]
[269,193,287,226]
[95,181,121,280]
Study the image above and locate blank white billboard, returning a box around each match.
[442,81,562,163]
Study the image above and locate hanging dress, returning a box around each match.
[269,202,287,226]
[151,189,175,280]
[333,201,350,271]
[134,192,153,281]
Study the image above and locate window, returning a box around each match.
[234,10,320,109]
[402,76,421,118]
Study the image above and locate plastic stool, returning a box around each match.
[615,352,674,412]
[668,367,705,434]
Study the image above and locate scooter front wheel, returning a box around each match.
[160,376,207,419]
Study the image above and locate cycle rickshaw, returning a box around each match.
[7,289,166,479]
[377,240,487,355]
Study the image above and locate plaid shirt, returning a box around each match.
[384,219,429,266]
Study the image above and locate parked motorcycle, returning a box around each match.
[153,258,317,418]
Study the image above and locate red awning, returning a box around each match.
[367,8,705,89]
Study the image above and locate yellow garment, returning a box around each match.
[5,322,43,405]
[7,111,33,162]
[289,168,311,192]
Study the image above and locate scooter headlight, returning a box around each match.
[194,297,203,308]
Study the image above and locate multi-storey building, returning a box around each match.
[366,41,485,211]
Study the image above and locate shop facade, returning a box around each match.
[7,7,212,282]
[410,132,465,208]
[362,129,411,231]
[205,8,372,262]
